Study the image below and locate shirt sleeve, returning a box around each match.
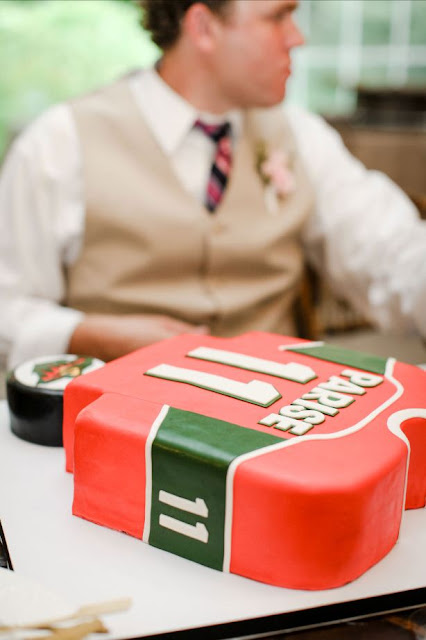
[0,104,85,368]
[287,106,426,341]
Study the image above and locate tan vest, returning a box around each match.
[67,79,314,337]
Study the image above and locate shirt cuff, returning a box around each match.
[9,306,85,369]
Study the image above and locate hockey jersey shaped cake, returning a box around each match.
[63,332,426,590]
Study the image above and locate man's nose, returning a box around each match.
[285,16,305,49]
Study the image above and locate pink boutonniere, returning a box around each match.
[256,143,295,214]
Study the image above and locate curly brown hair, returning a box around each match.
[139,0,233,50]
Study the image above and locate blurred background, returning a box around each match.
[1,0,425,159]
[0,0,425,358]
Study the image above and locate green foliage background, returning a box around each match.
[0,0,159,158]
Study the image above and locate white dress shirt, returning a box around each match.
[1,68,425,367]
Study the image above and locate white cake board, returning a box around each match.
[1,401,425,638]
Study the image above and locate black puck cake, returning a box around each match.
[7,354,104,446]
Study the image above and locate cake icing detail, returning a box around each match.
[187,347,317,383]
[145,363,282,407]
[302,388,355,408]
[33,356,94,385]
[159,490,209,517]
[14,354,104,391]
[259,368,384,436]
[143,404,170,544]
[386,407,426,515]
[65,332,426,590]
[285,343,388,375]
[144,406,282,570]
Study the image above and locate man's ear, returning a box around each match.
[182,2,220,52]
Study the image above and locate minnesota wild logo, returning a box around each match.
[33,356,94,385]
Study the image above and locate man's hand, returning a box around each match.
[68,313,209,362]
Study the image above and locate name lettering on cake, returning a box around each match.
[145,363,281,407]
[187,347,317,383]
[158,490,209,543]
[144,352,384,438]
[259,369,383,436]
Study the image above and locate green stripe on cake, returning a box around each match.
[148,407,282,570]
[287,344,387,375]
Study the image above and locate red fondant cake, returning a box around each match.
[63,332,426,590]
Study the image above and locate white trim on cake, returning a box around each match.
[387,407,426,519]
[222,358,404,572]
[142,404,170,543]
[278,341,324,351]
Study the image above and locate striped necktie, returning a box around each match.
[195,119,232,213]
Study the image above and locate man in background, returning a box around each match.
[0,0,425,368]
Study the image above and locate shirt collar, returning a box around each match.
[129,67,242,156]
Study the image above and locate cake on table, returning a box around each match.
[63,332,426,590]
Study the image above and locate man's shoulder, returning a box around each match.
[283,104,342,155]
[8,102,73,159]
[247,103,327,134]
[284,104,327,130]
[9,71,145,155]
[69,70,143,112]
[244,104,325,152]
